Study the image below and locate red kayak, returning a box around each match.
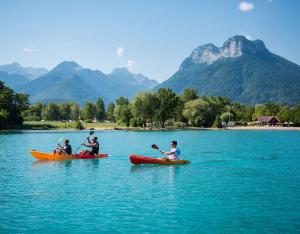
[130,154,190,165]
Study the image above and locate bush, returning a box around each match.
[23,115,40,121]
[74,121,84,130]
[130,118,139,127]
[84,119,93,123]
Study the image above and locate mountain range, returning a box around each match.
[0,61,158,105]
[1,35,300,106]
[155,35,300,105]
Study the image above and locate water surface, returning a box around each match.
[1,130,300,233]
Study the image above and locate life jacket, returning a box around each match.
[65,144,72,155]
[92,141,99,154]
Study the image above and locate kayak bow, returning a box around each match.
[130,154,190,165]
[30,150,108,160]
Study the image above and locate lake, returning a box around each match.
[0,130,300,233]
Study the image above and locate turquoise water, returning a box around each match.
[1,130,300,233]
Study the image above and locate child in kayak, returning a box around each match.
[82,136,99,155]
[161,141,180,160]
[57,139,72,155]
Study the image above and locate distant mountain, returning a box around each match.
[0,62,48,79]
[12,61,159,105]
[155,35,300,105]
[0,71,30,90]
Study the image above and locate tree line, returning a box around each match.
[1,80,300,129]
[22,87,300,128]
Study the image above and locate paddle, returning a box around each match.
[151,144,163,153]
[56,138,63,149]
[75,130,95,153]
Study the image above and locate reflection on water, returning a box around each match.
[32,160,73,169]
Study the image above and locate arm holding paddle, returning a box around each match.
[74,130,95,153]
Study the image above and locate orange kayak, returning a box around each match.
[130,154,190,165]
[30,150,108,160]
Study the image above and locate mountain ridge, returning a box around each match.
[0,61,159,106]
[155,35,300,105]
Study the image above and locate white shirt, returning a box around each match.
[170,147,180,160]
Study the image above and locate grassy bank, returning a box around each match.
[16,121,300,131]
[22,121,119,130]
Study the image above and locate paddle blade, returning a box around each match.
[151,144,159,150]
[89,131,95,135]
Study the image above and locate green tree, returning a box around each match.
[131,92,158,127]
[59,103,72,120]
[232,102,254,122]
[44,103,60,121]
[114,97,132,127]
[156,88,179,127]
[81,102,97,120]
[96,97,105,121]
[70,103,80,121]
[182,99,209,127]
[0,81,29,129]
[292,103,300,126]
[277,105,292,123]
[181,88,198,103]
[107,102,116,122]
[253,104,267,120]
[265,103,280,116]
[220,112,234,125]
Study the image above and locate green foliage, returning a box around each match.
[70,103,80,121]
[74,121,84,130]
[131,92,158,127]
[114,97,132,127]
[107,102,115,122]
[59,103,72,120]
[220,112,233,124]
[292,104,300,126]
[44,103,60,121]
[156,88,179,127]
[81,102,97,120]
[0,81,29,129]
[96,97,105,121]
[212,115,222,128]
[84,119,93,123]
[181,88,198,103]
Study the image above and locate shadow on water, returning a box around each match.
[32,160,73,169]
[130,164,182,175]
[254,154,279,161]
[91,158,100,169]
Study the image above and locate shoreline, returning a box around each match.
[1,126,300,132]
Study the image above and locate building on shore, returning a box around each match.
[255,116,281,126]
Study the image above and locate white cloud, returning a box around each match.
[116,47,124,57]
[127,59,136,68]
[238,2,254,12]
[23,48,37,53]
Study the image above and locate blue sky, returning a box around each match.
[0,0,299,82]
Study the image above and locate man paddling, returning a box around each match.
[83,136,99,155]
[161,140,180,160]
[57,139,72,155]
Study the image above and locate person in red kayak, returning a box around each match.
[161,141,180,160]
[82,136,99,155]
[57,139,72,155]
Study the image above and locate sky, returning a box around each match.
[0,0,299,82]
